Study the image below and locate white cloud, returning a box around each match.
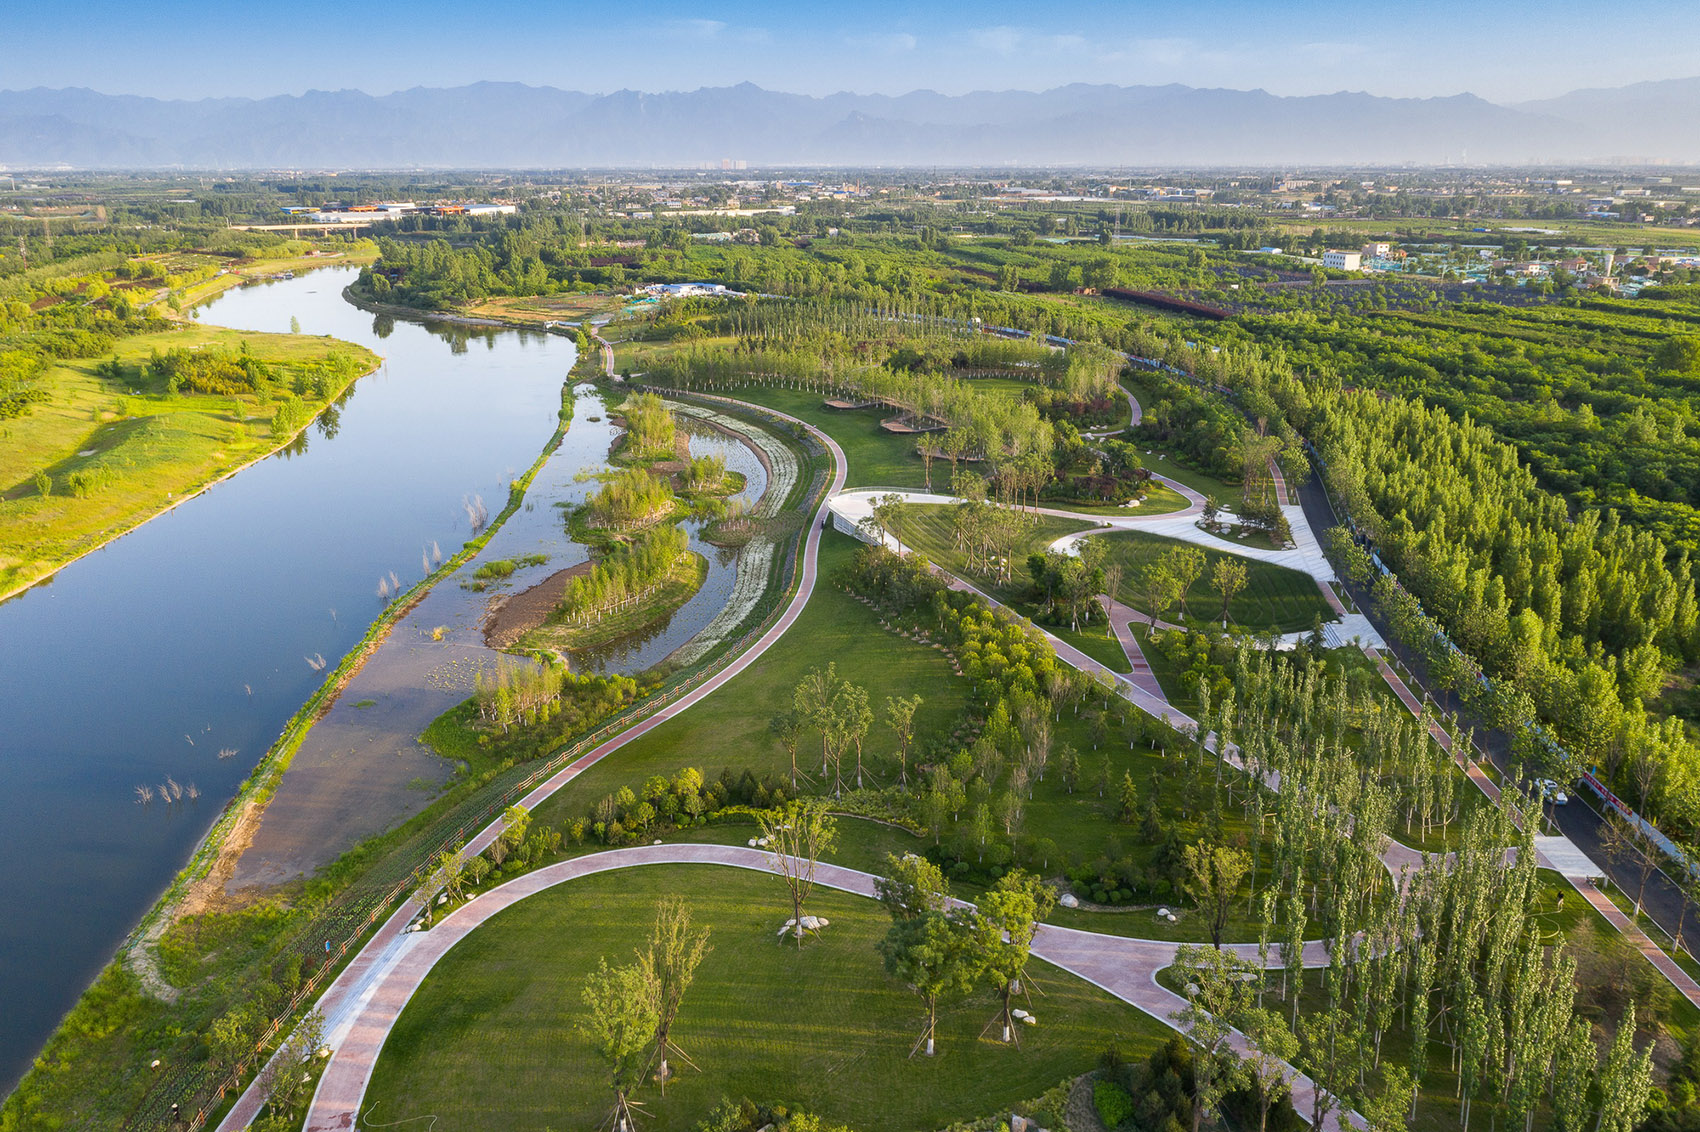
[668,18,727,39]
[848,31,919,55]
[968,26,1024,56]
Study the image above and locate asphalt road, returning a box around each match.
[1296,469,1700,958]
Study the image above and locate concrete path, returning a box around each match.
[1102,596,1166,700]
[217,395,848,1132]
[295,844,1359,1132]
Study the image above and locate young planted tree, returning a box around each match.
[795,663,840,782]
[758,801,838,947]
[1183,842,1252,949]
[579,958,659,1132]
[840,682,874,790]
[884,693,924,787]
[877,909,978,1058]
[1596,1003,1655,1132]
[639,896,711,1094]
[255,1010,325,1128]
[769,708,808,793]
[874,852,953,922]
[1139,561,1180,627]
[968,870,1050,1044]
[1212,557,1248,625]
[1162,546,1206,620]
[1236,1006,1298,1132]
[1172,944,1256,1132]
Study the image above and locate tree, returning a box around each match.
[579,958,660,1132]
[255,1010,324,1125]
[758,801,838,947]
[429,848,467,910]
[1117,771,1140,823]
[1237,1007,1298,1132]
[872,493,910,554]
[1212,557,1248,625]
[1173,944,1256,1132]
[796,664,841,783]
[639,896,711,1093]
[1140,562,1181,626]
[1183,842,1252,949]
[840,683,874,790]
[1360,1064,1416,1132]
[490,803,531,867]
[874,852,952,922]
[769,708,808,793]
[1596,1002,1654,1132]
[878,910,978,1057]
[884,694,923,787]
[968,870,1052,1044]
[1163,546,1207,620]
[1297,1007,1353,1132]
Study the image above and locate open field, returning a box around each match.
[363,865,1166,1132]
[1096,529,1334,633]
[900,503,1096,604]
[464,291,632,326]
[0,323,378,598]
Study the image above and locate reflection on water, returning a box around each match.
[0,267,577,1095]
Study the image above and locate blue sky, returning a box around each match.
[13,0,1700,103]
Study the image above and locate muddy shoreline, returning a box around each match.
[483,560,594,649]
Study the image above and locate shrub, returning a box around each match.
[1093,1080,1135,1129]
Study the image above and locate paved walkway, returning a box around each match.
[217,396,849,1132]
[1102,596,1166,699]
[295,844,1359,1132]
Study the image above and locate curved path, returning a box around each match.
[296,844,1355,1132]
[216,395,848,1132]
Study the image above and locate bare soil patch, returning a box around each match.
[483,561,593,649]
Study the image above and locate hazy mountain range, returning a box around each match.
[3,78,1700,169]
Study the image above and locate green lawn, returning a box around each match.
[899,502,1095,604]
[1050,618,1132,674]
[364,866,1167,1132]
[1048,478,1190,517]
[531,532,969,828]
[1096,530,1333,634]
[0,323,377,598]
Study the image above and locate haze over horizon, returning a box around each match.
[13,0,1700,105]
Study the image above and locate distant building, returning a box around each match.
[1323,250,1362,271]
[1361,242,1391,259]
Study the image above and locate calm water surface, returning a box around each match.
[0,268,582,1093]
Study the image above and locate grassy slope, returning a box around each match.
[1097,529,1334,633]
[531,532,969,828]
[364,866,1166,1132]
[900,503,1096,605]
[0,324,378,597]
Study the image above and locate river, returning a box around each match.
[0,268,754,1095]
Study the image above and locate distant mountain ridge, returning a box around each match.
[1,79,1696,168]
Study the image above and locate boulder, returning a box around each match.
[1058,893,1080,909]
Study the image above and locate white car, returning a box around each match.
[1537,778,1570,806]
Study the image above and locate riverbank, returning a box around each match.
[342,280,579,336]
[0,325,381,603]
[171,246,380,310]
[195,373,581,903]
